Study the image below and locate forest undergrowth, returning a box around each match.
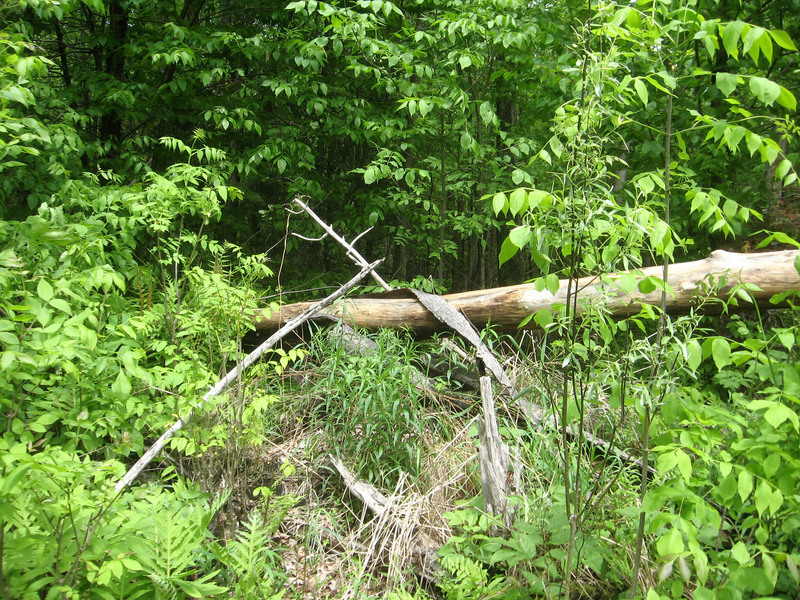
[3,0,800,598]
[153,308,800,600]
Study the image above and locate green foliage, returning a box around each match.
[647,302,800,598]
[436,477,633,600]
[479,3,800,599]
[311,329,431,488]
[123,484,230,600]
[494,0,796,270]
[0,189,149,456]
[210,491,294,600]
[3,0,800,598]
[0,449,230,600]
[0,17,287,598]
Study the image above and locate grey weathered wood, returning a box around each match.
[478,376,511,522]
[328,455,389,516]
[408,289,515,397]
[293,197,392,292]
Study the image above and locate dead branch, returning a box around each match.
[114,259,384,493]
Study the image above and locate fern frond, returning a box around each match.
[149,570,179,600]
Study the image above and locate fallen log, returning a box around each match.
[255,250,800,333]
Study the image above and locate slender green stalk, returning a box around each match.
[562,3,593,597]
[631,70,674,599]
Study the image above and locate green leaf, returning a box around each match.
[634,78,649,106]
[715,72,738,96]
[0,85,34,106]
[549,135,563,158]
[769,488,784,514]
[637,174,655,195]
[693,587,714,600]
[763,553,778,586]
[1,464,31,495]
[724,126,746,153]
[775,159,792,180]
[731,541,750,565]
[754,480,771,516]
[675,449,692,482]
[492,192,507,215]
[686,340,702,371]
[49,298,72,314]
[498,237,520,267]
[534,309,553,327]
[490,548,519,565]
[625,8,642,30]
[743,26,767,63]
[539,148,552,165]
[749,76,781,106]
[509,188,527,215]
[511,169,525,185]
[111,370,132,399]
[174,577,227,596]
[764,403,799,430]
[479,101,495,124]
[658,450,678,472]
[418,99,432,117]
[759,31,774,64]
[770,29,798,51]
[787,556,799,583]
[745,131,762,156]
[763,453,781,478]
[712,337,731,369]
[657,528,684,557]
[508,225,531,247]
[545,273,559,296]
[722,21,746,59]
[738,468,753,502]
[658,70,677,90]
[638,277,656,294]
[717,472,736,501]
[37,279,54,302]
[776,85,797,111]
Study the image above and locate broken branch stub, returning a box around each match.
[478,376,513,524]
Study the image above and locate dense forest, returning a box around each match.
[1,0,800,597]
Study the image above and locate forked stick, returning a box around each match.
[293,197,393,292]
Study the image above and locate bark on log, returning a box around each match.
[254,250,800,333]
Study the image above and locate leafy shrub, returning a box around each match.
[0,446,229,599]
[647,303,800,599]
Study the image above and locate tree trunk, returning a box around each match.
[254,250,800,334]
[99,0,128,145]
